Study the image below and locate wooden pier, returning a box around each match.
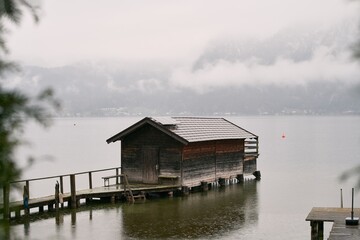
[0,167,181,220]
[306,207,360,240]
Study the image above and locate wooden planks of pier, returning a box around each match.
[306,207,360,240]
[0,167,181,220]
[1,183,180,219]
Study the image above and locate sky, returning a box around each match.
[4,0,360,90]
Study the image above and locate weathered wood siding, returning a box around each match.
[182,139,244,187]
[243,156,257,174]
[121,124,182,183]
[215,140,244,179]
[121,145,143,182]
[120,123,253,186]
[159,148,182,176]
[183,141,216,187]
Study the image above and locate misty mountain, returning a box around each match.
[193,19,357,70]
[3,20,360,116]
[3,63,359,117]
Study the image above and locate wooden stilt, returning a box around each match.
[48,204,53,212]
[70,174,77,209]
[218,178,226,187]
[253,170,261,180]
[182,186,189,196]
[310,221,324,240]
[3,183,10,220]
[15,209,20,218]
[55,181,59,212]
[201,181,208,192]
[236,174,244,183]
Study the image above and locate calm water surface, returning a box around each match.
[8,116,360,239]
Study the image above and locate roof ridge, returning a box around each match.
[172,116,224,119]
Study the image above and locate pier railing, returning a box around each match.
[1,166,121,219]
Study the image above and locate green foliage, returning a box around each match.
[0,87,59,189]
[0,3,55,238]
[0,0,59,214]
[0,0,44,188]
[0,0,39,72]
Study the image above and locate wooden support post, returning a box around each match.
[48,204,54,212]
[70,174,77,209]
[39,206,44,212]
[218,178,226,187]
[201,181,208,192]
[237,174,244,183]
[253,171,261,180]
[71,209,76,226]
[311,221,317,239]
[55,211,61,226]
[88,172,93,189]
[181,186,189,196]
[86,172,93,203]
[59,176,64,208]
[116,168,119,185]
[318,221,324,239]
[15,208,20,218]
[55,181,60,212]
[25,180,30,199]
[3,183,10,220]
[310,221,324,240]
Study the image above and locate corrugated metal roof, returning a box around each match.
[169,117,257,142]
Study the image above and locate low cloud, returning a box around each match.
[170,46,360,93]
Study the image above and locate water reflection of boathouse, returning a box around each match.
[106,117,260,190]
[122,182,259,239]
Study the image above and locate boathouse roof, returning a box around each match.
[106,117,257,145]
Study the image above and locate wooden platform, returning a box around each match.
[306,207,360,239]
[0,183,181,218]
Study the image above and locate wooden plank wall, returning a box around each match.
[183,142,216,187]
[121,124,182,183]
[183,139,245,187]
[215,140,244,179]
[121,146,143,182]
[159,148,182,176]
[120,123,254,187]
[243,156,257,174]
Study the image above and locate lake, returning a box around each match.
[7,116,360,239]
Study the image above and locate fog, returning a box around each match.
[7,0,358,64]
[3,0,360,115]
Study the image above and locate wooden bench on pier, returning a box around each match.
[101,174,141,203]
[158,175,179,185]
[102,175,122,187]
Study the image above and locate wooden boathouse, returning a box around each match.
[1,117,259,220]
[106,117,260,189]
